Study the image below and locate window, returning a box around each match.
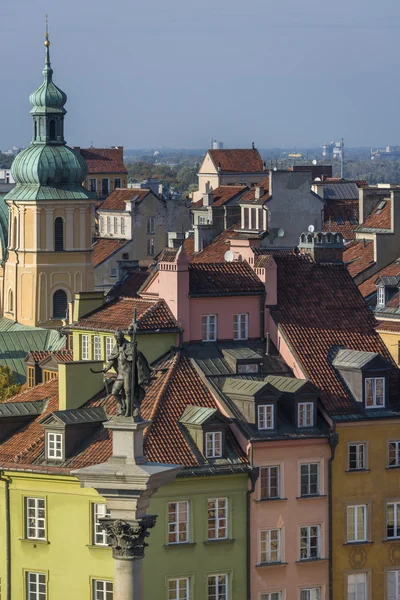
[26,572,46,600]
[261,594,281,600]
[93,336,101,360]
[387,502,400,539]
[93,580,113,600]
[260,529,280,563]
[199,216,207,225]
[347,573,367,600]
[82,334,89,360]
[378,286,385,306]
[100,216,104,232]
[47,432,63,460]
[258,405,274,430]
[114,178,122,189]
[348,443,366,470]
[205,431,222,458]
[237,363,259,374]
[365,377,385,407]
[27,366,35,388]
[110,267,117,278]
[52,289,68,319]
[387,570,400,600]
[8,289,13,313]
[298,402,314,427]
[54,217,64,251]
[13,215,17,248]
[113,217,118,234]
[207,574,228,600]
[106,216,111,233]
[49,119,56,140]
[122,253,129,260]
[300,589,320,600]
[242,207,249,229]
[89,178,97,192]
[207,498,228,540]
[93,503,111,546]
[168,578,189,600]
[121,217,126,235]
[106,337,114,361]
[233,313,248,340]
[43,370,57,382]
[202,315,217,342]
[389,441,400,467]
[26,498,46,540]
[260,466,280,500]
[147,238,155,256]
[300,463,319,496]
[102,178,110,196]
[347,505,367,542]
[147,216,155,234]
[300,525,320,560]
[168,501,189,544]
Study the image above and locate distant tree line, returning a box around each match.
[126,160,199,197]
[0,153,14,169]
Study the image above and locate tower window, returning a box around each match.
[8,289,13,313]
[54,218,64,251]
[52,289,68,319]
[12,216,17,248]
[49,120,56,141]
[34,121,38,141]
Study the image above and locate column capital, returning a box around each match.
[101,516,157,560]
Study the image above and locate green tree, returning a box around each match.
[0,365,21,402]
[0,153,14,169]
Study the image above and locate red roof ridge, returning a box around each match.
[144,352,181,440]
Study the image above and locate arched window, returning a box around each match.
[317,233,323,243]
[49,120,56,141]
[307,234,313,243]
[13,216,17,248]
[34,121,37,141]
[52,290,68,319]
[54,217,64,251]
[300,234,306,243]
[326,233,332,243]
[8,289,13,313]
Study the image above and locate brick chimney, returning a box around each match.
[298,231,344,263]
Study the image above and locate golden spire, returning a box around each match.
[44,14,50,47]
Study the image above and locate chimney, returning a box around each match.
[73,291,105,321]
[298,231,344,263]
[255,186,264,200]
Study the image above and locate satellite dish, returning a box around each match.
[308,224,315,233]
[273,167,278,171]
[314,177,321,181]
[312,159,317,165]
[277,228,285,238]
[224,250,235,262]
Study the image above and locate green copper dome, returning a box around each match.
[29,44,67,116]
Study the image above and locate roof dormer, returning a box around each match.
[179,405,231,460]
[0,400,48,443]
[374,276,400,310]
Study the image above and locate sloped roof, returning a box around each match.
[184,224,240,263]
[92,238,130,267]
[359,199,391,231]
[321,182,360,200]
[188,262,264,296]
[100,189,151,211]
[375,320,400,333]
[179,405,218,426]
[344,240,375,278]
[26,350,73,365]
[332,349,380,369]
[192,185,247,208]
[359,259,400,298]
[323,199,359,240]
[0,400,47,418]
[76,148,127,175]
[107,269,150,300]
[239,177,270,203]
[209,149,264,173]
[40,407,107,426]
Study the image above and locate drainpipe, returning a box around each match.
[0,471,11,600]
[260,291,266,340]
[328,431,339,600]
[246,443,259,600]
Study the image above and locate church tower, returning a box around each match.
[3,27,96,327]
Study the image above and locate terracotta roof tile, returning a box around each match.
[209,149,264,173]
[185,225,240,263]
[100,189,150,211]
[188,262,264,296]
[76,148,127,175]
[107,270,150,299]
[240,177,270,202]
[344,240,375,278]
[375,320,400,333]
[192,186,247,208]
[92,238,129,267]
[358,259,400,298]
[361,199,391,230]
[323,199,359,240]
[28,350,73,364]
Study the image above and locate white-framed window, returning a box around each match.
[110,267,117,278]
[147,216,155,234]
[168,578,189,600]
[298,402,314,427]
[387,570,400,600]
[106,216,111,233]
[93,579,113,600]
[237,363,259,374]
[260,466,280,500]
[300,525,320,560]
[207,574,228,600]
[378,286,385,306]
[261,593,281,600]
[208,497,228,540]
[205,431,222,458]
[26,572,46,600]
[199,216,207,225]
[147,238,155,256]
[365,377,385,407]
[347,572,367,600]
[106,337,114,361]
[93,503,111,546]
[168,501,189,544]
[347,505,367,542]
[114,177,122,189]
[300,589,320,600]
[100,216,104,233]
[47,432,63,460]
[233,313,248,340]
[121,217,126,235]
[89,178,97,192]
[300,463,319,496]
[113,217,118,234]
[26,498,46,540]
[202,315,217,342]
[102,178,110,196]
[258,404,274,430]
[82,334,89,360]
[387,502,400,539]
[260,529,280,563]
[348,443,366,470]
[389,441,400,467]
[93,335,101,360]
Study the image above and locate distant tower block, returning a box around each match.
[210,139,224,150]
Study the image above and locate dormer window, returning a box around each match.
[378,286,385,306]
[298,402,314,428]
[47,432,63,460]
[258,404,274,430]
[238,363,259,374]
[365,377,385,408]
[205,431,222,458]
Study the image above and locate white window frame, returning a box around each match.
[237,363,259,374]
[106,337,114,361]
[299,525,320,560]
[260,465,280,500]
[347,504,367,543]
[300,589,321,600]
[389,441,400,468]
[26,497,46,540]
[81,334,89,360]
[113,216,118,234]
[100,216,104,233]
[347,572,367,600]
[261,593,282,600]
[202,315,217,342]
[47,432,63,460]
[168,578,190,600]
[233,313,248,340]
[121,217,126,235]
[147,216,155,234]
[147,238,155,256]
[387,570,400,600]
[348,443,366,470]
[93,503,111,546]
[168,501,189,544]
[207,574,228,600]
[260,528,281,564]
[365,377,385,408]
[106,216,111,233]
[26,572,47,600]
[207,497,228,540]
[378,286,385,306]
[93,335,101,360]
[89,178,97,192]
[258,404,274,430]
[300,462,320,496]
[93,579,113,600]
[387,502,400,539]
[298,402,314,427]
[205,431,222,458]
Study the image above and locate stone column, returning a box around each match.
[65,207,74,250]
[45,208,55,251]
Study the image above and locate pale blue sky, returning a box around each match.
[2,0,400,149]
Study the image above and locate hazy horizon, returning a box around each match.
[2,0,400,150]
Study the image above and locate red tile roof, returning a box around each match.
[323,199,359,240]
[27,350,73,364]
[72,297,178,333]
[273,253,396,414]
[209,149,264,173]
[240,177,270,202]
[92,238,129,267]
[185,225,240,263]
[361,198,391,230]
[344,240,375,278]
[375,320,400,333]
[358,259,400,298]
[107,270,150,299]
[100,189,150,211]
[76,148,127,175]
[192,185,247,208]
[188,262,264,296]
